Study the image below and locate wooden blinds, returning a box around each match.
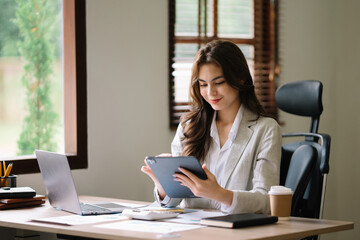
[168,0,278,129]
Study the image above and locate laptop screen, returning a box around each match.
[35,150,83,214]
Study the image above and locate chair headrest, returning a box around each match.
[275,80,323,117]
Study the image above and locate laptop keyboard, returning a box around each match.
[80,203,113,214]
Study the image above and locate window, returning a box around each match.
[0,0,87,174]
[168,0,278,128]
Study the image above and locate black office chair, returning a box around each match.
[284,145,317,216]
[275,80,331,220]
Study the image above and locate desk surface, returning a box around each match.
[0,196,354,240]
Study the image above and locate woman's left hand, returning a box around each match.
[174,164,233,206]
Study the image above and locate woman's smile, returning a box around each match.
[209,98,222,104]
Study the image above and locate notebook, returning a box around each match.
[35,150,130,215]
[200,213,278,228]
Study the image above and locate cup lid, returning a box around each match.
[268,186,293,195]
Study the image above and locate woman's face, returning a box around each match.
[198,63,240,112]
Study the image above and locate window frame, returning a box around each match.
[168,0,278,129]
[3,0,88,174]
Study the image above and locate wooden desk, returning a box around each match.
[0,196,354,240]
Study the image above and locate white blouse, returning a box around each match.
[206,105,244,180]
[155,106,281,214]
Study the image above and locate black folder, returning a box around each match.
[200,213,278,228]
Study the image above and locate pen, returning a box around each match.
[2,161,5,176]
[0,163,2,186]
[147,209,185,213]
[4,163,13,177]
[2,163,13,187]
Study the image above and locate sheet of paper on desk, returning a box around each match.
[95,220,205,234]
[113,202,148,208]
[31,214,128,226]
[164,210,227,224]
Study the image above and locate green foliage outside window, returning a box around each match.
[0,0,20,57]
[14,0,60,155]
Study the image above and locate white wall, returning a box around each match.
[76,0,173,202]
[14,0,359,239]
[279,0,359,239]
[332,0,360,238]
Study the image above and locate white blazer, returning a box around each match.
[155,107,282,214]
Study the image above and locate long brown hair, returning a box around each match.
[180,40,266,162]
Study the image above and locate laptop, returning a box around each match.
[35,150,130,215]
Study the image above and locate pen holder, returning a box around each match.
[0,174,17,188]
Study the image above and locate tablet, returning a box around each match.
[146,156,207,198]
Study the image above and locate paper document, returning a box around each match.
[165,210,227,224]
[113,201,148,208]
[32,214,128,226]
[96,220,205,234]
[31,201,146,225]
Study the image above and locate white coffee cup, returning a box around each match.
[268,186,293,220]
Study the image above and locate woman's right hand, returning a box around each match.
[141,153,172,200]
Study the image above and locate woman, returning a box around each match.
[141,40,281,214]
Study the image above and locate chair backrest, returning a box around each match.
[275,80,331,219]
[284,145,317,216]
[275,80,323,133]
[280,133,330,219]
